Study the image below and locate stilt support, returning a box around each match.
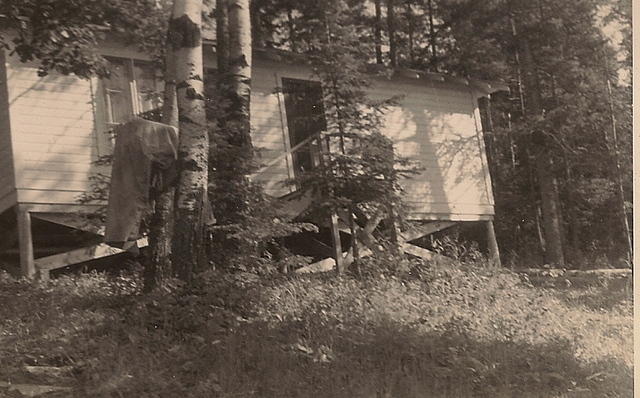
[329,212,345,274]
[16,207,36,279]
[486,220,501,267]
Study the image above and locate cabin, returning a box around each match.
[0,40,508,278]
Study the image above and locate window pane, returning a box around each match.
[104,59,133,124]
[133,61,163,114]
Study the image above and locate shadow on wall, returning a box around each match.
[375,79,491,219]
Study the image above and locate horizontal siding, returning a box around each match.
[21,160,95,174]
[4,52,494,219]
[13,133,94,147]
[405,202,493,215]
[6,54,99,206]
[15,141,95,155]
[0,50,16,213]
[21,151,94,163]
[16,189,86,205]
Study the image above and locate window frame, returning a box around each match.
[102,57,162,127]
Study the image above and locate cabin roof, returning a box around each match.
[202,41,509,96]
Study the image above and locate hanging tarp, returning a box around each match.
[105,117,178,244]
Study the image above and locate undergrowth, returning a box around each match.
[0,259,632,398]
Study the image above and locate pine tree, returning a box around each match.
[286,0,417,273]
[436,0,631,265]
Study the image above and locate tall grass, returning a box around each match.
[0,261,632,397]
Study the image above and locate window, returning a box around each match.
[282,78,326,176]
[103,58,163,126]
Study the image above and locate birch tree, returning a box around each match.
[209,0,253,228]
[228,0,253,165]
[168,0,209,281]
[144,51,179,291]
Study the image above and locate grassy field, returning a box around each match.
[0,261,632,397]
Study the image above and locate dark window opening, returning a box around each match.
[282,78,326,177]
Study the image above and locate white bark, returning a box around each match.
[170,0,209,280]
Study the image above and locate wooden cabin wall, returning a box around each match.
[0,47,495,223]
[246,63,294,197]
[253,60,496,221]
[0,51,17,213]
[4,54,100,208]
[369,78,494,221]
[0,48,297,211]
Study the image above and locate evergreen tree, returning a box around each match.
[286,0,417,273]
[437,0,632,265]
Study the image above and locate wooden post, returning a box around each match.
[386,203,401,255]
[16,207,36,279]
[330,212,344,274]
[486,220,501,267]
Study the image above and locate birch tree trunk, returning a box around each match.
[228,0,253,173]
[216,0,229,73]
[144,50,179,292]
[169,0,209,281]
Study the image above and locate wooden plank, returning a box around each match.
[21,161,93,173]
[10,114,94,128]
[330,212,344,274]
[295,247,374,274]
[400,221,457,242]
[35,237,148,272]
[16,207,35,278]
[8,79,91,93]
[19,179,93,192]
[404,202,494,216]
[15,142,95,155]
[14,203,102,213]
[17,189,88,205]
[12,103,93,118]
[517,268,632,278]
[5,94,96,108]
[406,213,492,222]
[12,124,96,137]
[7,89,94,103]
[35,243,122,272]
[21,152,94,163]
[295,256,337,274]
[0,381,72,396]
[401,243,453,264]
[485,220,501,267]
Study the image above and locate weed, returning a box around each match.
[0,259,632,397]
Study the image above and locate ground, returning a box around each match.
[0,260,633,397]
